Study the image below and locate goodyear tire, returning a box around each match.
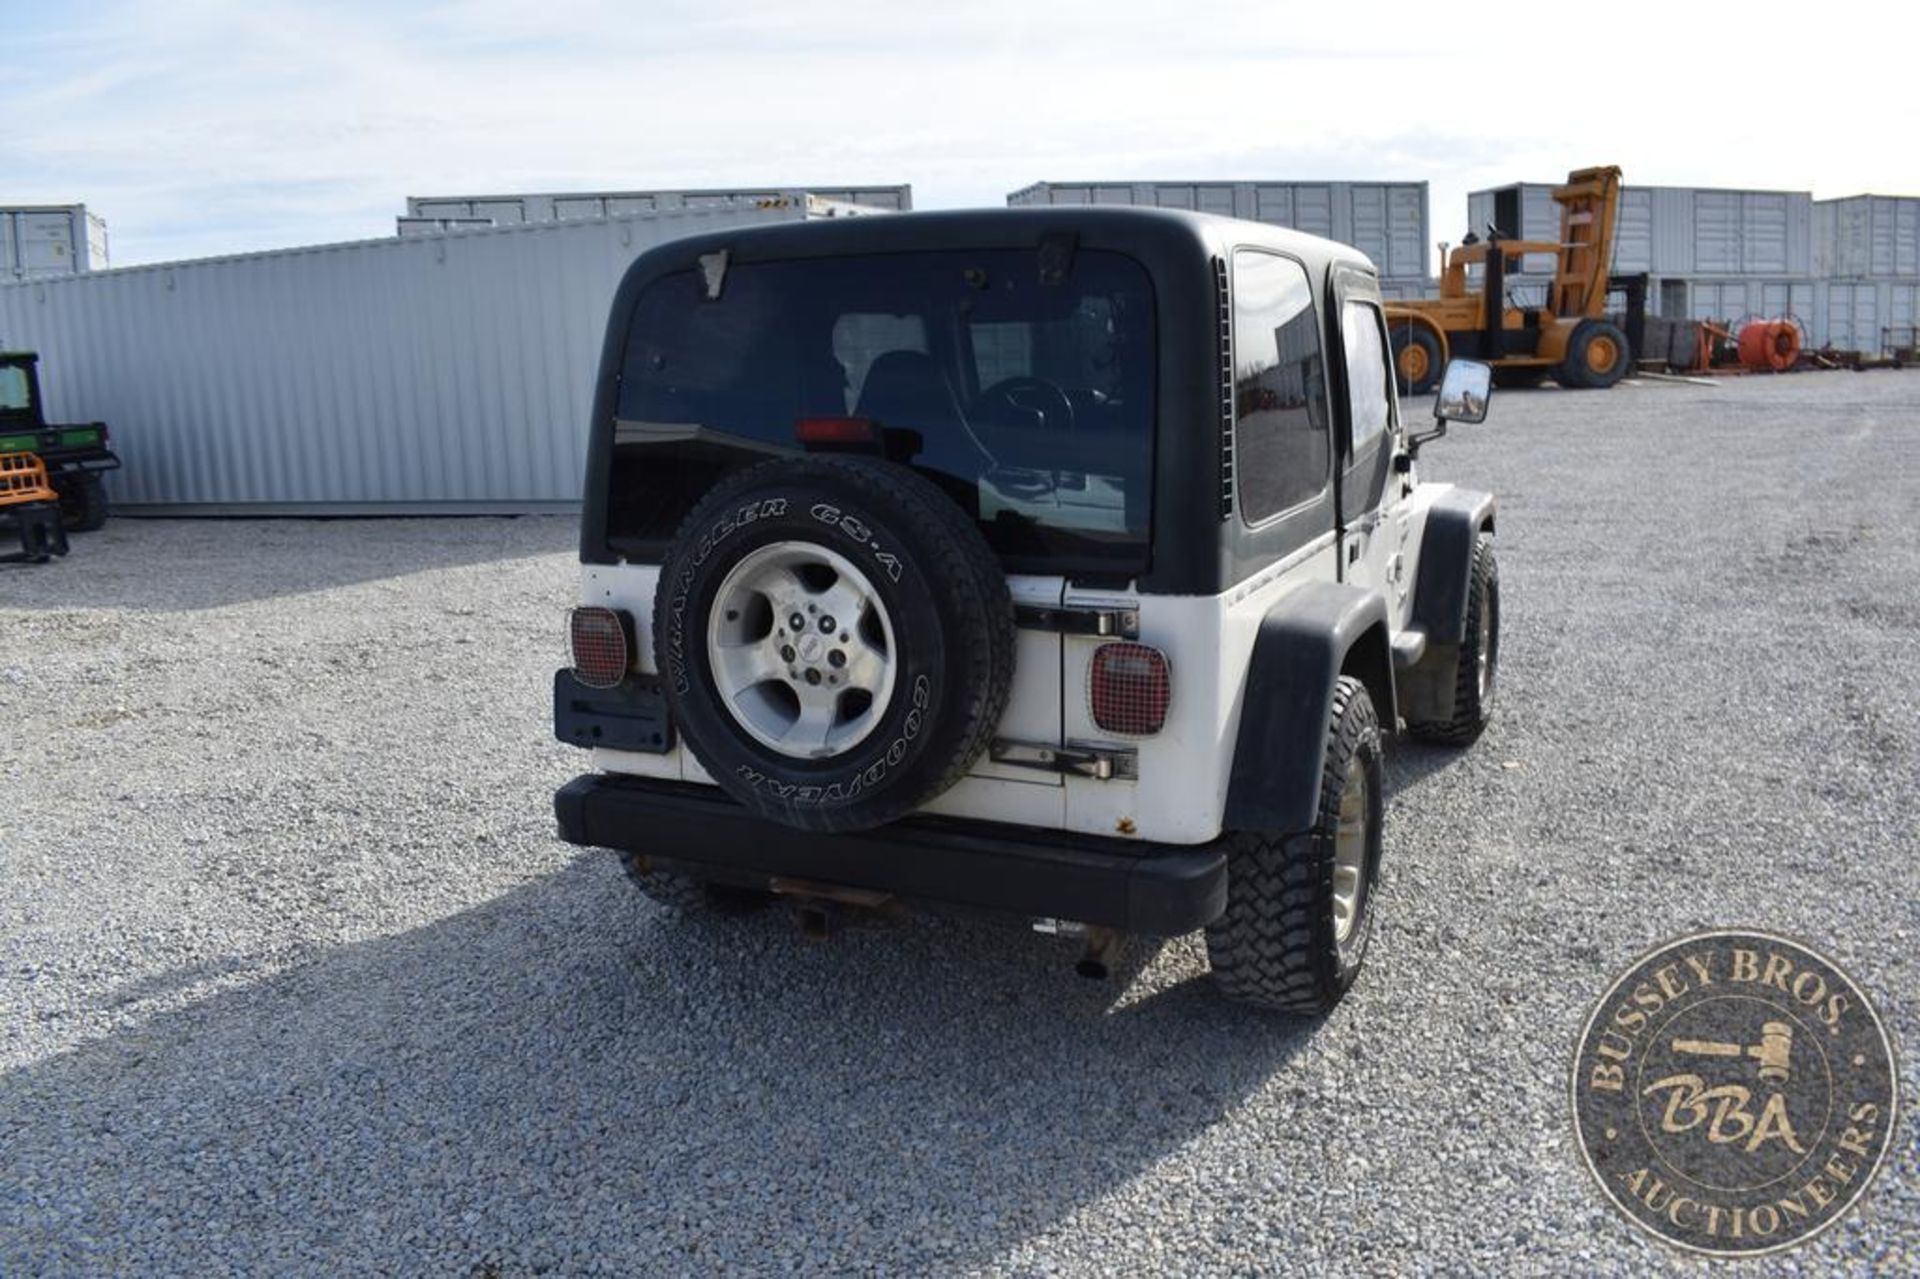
[1408,533,1498,745]
[1390,325,1444,396]
[1206,676,1384,1015]
[1555,319,1630,389]
[655,454,1015,834]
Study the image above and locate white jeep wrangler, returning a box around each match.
[554,208,1499,1014]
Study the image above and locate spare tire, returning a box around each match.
[654,454,1015,833]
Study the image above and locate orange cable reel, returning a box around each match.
[1737,317,1802,372]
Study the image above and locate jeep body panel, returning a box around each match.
[576,534,1340,846]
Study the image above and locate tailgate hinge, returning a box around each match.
[990,739,1137,780]
[1012,604,1139,638]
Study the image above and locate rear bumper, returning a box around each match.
[555,773,1228,935]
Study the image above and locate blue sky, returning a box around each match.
[4,0,1913,267]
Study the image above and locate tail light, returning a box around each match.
[795,415,877,445]
[1090,642,1170,737]
[568,606,630,688]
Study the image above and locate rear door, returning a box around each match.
[967,572,1064,787]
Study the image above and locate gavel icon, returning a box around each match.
[1672,1021,1794,1084]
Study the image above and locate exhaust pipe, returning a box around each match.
[1075,927,1123,980]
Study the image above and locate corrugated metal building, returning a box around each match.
[1007,180,1431,286]
[402,184,912,233]
[2,205,110,280]
[0,204,836,513]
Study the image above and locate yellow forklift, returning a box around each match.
[1386,165,1630,393]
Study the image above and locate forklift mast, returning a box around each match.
[1548,166,1624,320]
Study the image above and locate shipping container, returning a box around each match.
[1814,195,1920,278]
[395,216,495,237]
[1813,279,1920,352]
[1463,184,1562,274]
[1646,277,1817,327]
[1463,183,1811,278]
[1007,180,1430,282]
[404,185,912,227]
[1633,276,1919,351]
[0,203,837,512]
[1,205,109,280]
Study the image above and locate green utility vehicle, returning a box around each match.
[0,351,118,531]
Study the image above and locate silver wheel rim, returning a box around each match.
[1332,757,1370,945]
[705,540,897,760]
[1475,586,1495,703]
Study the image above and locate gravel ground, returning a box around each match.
[3,370,1917,1275]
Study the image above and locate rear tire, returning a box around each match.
[1206,676,1384,1015]
[1408,533,1498,745]
[58,475,108,533]
[1391,325,1444,396]
[1556,319,1630,389]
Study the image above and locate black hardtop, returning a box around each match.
[582,206,1384,595]
[608,205,1378,287]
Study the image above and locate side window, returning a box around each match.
[1341,300,1392,453]
[1232,250,1328,523]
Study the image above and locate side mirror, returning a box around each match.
[1435,359,1492,424]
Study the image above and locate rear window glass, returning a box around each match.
[607,248,1156,566]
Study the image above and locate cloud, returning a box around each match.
[3,0,1913,266]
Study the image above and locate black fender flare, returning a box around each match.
[1410,487,1496,643]
[1401,487,1496,724]
[1223,580,1396,835]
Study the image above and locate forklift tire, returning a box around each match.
[1556,320,1630,390]
[58,476,109,533]
[1390,326,1444,396]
